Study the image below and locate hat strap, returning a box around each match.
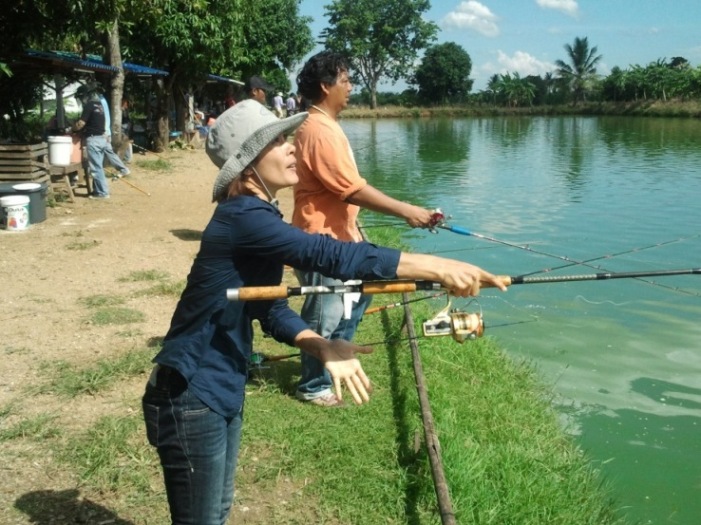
[250,167,279,209]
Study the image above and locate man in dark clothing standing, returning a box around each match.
[73,83,110,198]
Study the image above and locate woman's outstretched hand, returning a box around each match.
[295,331,373,405]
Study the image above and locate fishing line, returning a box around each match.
[574,295,634,307]
[433,215,701,297]
[516,233,701,278]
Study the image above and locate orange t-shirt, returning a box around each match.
[292,113,367,242]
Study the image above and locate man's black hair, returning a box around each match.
[296,51,350,102]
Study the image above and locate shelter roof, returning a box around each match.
[24,49,118,73]
[21,50,168,76]
[207,74,244,85]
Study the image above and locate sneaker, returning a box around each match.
[296,392,345,407]
[89,194,110,199]
[120,168,131,177]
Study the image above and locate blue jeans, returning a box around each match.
[294,270,372,399]
[142,366,243,525]
[104,136,129,174]
[85,135,109,196]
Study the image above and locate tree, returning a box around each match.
[237,0,314,83]
[322,0,438,108]
[412,42,472,105]
[554,36,602,104]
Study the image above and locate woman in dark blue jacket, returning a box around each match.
[142,100,506,525]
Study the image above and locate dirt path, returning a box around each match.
[0,146,295,523]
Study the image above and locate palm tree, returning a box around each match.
[554,36,602,104]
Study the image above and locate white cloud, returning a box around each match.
[442,1,500,37]
[536,0,579,17]
[483,50,556,77]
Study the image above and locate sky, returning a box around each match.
[294,0,701,92]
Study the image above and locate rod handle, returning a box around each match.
[482,275,513,288]
[227,285,288,301]
[362,281,420,294]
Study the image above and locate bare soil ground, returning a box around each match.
[0,146,297,524]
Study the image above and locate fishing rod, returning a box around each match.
[107,170,151,196]
[364,292,446,315]
[429,211,701,296]
[227,268,701,301]
[431,210,611,270]
[364,211,699,282]
[515,233,701,278]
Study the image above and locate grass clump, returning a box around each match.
[79,294,126,308]
[66,239,101,251]
[89,307,145,325]
[39,347,154,397]
[135,158,171,171]
[135,279,186,298]
[0,412,61,441]
[119,269,170,282]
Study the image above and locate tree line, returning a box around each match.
[1,0,699,146]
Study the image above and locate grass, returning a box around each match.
[37,347,154,397]
[66,239,102,251]
[119,269,170,282]
[0,412,61,441]
[341,99,701,119]
[2,224,626,524]
[135,279,186,298]
[89,306,145,325]
[134,158,171,171]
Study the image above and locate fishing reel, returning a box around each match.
[428,208,449,233]
[422,303,484,343]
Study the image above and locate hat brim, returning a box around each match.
[212,111,308,201]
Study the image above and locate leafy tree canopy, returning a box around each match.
[321,0,438,108]
[413,42,472,104]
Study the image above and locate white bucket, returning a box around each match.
[48,135,73,166]
[1,195,30,231]
[12,182,41,192]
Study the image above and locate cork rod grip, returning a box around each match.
[227,285,289,301]
[361,281,419,294]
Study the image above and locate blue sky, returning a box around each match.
[294,0,701,92]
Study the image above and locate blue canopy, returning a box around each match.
[24,50,168,76]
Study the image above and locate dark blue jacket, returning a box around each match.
[154,195,401,416]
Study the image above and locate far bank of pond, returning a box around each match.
[342,99,701,119]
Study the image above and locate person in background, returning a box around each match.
[244,75,274,105]
[98,91,130,177]
[291,50,435,406]
[121,97,133,163]
[73,83,110,199]
[285,92,297,116]
[273,91,284,118]
[194,110,210,137]
[141,99,506,524]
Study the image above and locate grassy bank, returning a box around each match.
[1,226,626,524]
[341,99,701,119]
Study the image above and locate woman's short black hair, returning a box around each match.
[296,51,350,101]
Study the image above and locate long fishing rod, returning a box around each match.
[226,268,701,301]
[430,212,701,296]
[364,211,699,282]
[516,233,701,278]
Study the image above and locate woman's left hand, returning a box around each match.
[320,339,373,404]
[295,331,373,404]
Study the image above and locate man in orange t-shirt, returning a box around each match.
[292,51,433,407]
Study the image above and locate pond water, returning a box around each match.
[344,115,701,525]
